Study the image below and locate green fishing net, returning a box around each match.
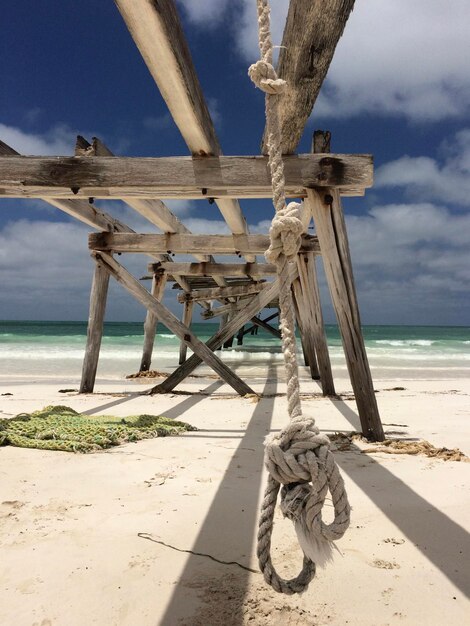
[0,405,196,453]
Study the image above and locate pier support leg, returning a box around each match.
[297,252,336,396]
[292,277,320,379]
[179,298,194,364]
[307,188,384,440]
[80,258,110,393]
[140,272,168,372]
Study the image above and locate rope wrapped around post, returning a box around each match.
[249,0,351,595]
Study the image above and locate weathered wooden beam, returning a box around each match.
[201,299,248,320]
[151,276,288,393]
[89,233,320,255]
[297,253,335,394]
[0,140,132,232]
[242,311,279,337]
[115,0,252,256]
[179,298,194,364]
[93,251,254,395]
[307,187,383,440]
[261,0,355,154]
[0,154,373,199]
[79,260,110,393]
[250,315,281,339]
[177,282,267,303]
[149,262,278,277]
[139,272,168,372]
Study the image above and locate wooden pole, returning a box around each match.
[140,272,168,371]
[79,259,110,393]
[291,277,320,379]
[179,297,194,364]
[307,187,384,441]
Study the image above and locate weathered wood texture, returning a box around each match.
[291,277,320,379]
[151,277,288,393]
[242,311,279,337]
[179,298,194,364]
[307,188,383,440]
[115,0,250,241]
[149,262,278,277]
[261,0,355,154]
[79,261,110,393]
[139,272,168,372]
[0,140,131,232]
[93,251,253,395]
[250,315,281,339]
[177,282,267,303]
[0,154,373,199]
[89,233,320,255]
[297,252,335,395]
[202,299,249,320]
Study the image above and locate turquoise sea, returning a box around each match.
[0,320,469,382]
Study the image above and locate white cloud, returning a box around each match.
[234,0,470,121]
[0,123,76,156]
[376,128,470,206]
[176,0,231,26]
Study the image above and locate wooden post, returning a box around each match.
[307,187,384,441]
[236,326,245,345]
[297,253,336,395]
[291,277,320,379]
[179,297,194,364]
[79,259,110,393]
[140,272,168,371]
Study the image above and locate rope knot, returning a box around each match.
[264,416,329,485]
[265,201,303,263]
[248,59,287,95]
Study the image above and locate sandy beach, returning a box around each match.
[1,371,469,626]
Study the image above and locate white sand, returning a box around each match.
[1,374,469,625]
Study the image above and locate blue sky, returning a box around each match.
[0,0,469,326]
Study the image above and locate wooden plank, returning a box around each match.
[177,282,267,303]
[79,260,110,393]
[201,299,248,320]
[0,154,373,199]
[0,140,132,232]
[242,311,278,337]
[152,276,287,393]
[89,233,320,255]
[291,276,320,379]
[139,272,168,371]
[150,262,278,277]
[297,252,335,395]
[307,188,384,440]
[179,298,194,364]
[93,251,254,395]
[115,0,251,242]
[250,315,281,339]
[261,0,355,154]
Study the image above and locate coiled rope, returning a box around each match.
[248,0,351,595]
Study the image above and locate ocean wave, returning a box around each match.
[374,339,436,347]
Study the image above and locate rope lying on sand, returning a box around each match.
[0,405,196,453]
[248,0,350,595]
[330,432,469,462]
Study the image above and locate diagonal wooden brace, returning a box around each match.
[92,251,254,396]
[151,269,296,394]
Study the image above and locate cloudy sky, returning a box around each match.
[1,0,469,326]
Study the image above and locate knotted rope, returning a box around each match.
[248,0,351,595]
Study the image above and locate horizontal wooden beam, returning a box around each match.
[149,262,278,277]
[177,282,267,303]
[0,154,372,199]
[89,233,320,255]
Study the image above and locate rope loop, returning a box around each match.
[248,59,287,95]
[265,201,303,263]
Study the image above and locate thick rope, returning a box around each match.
[249,0,351,595]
